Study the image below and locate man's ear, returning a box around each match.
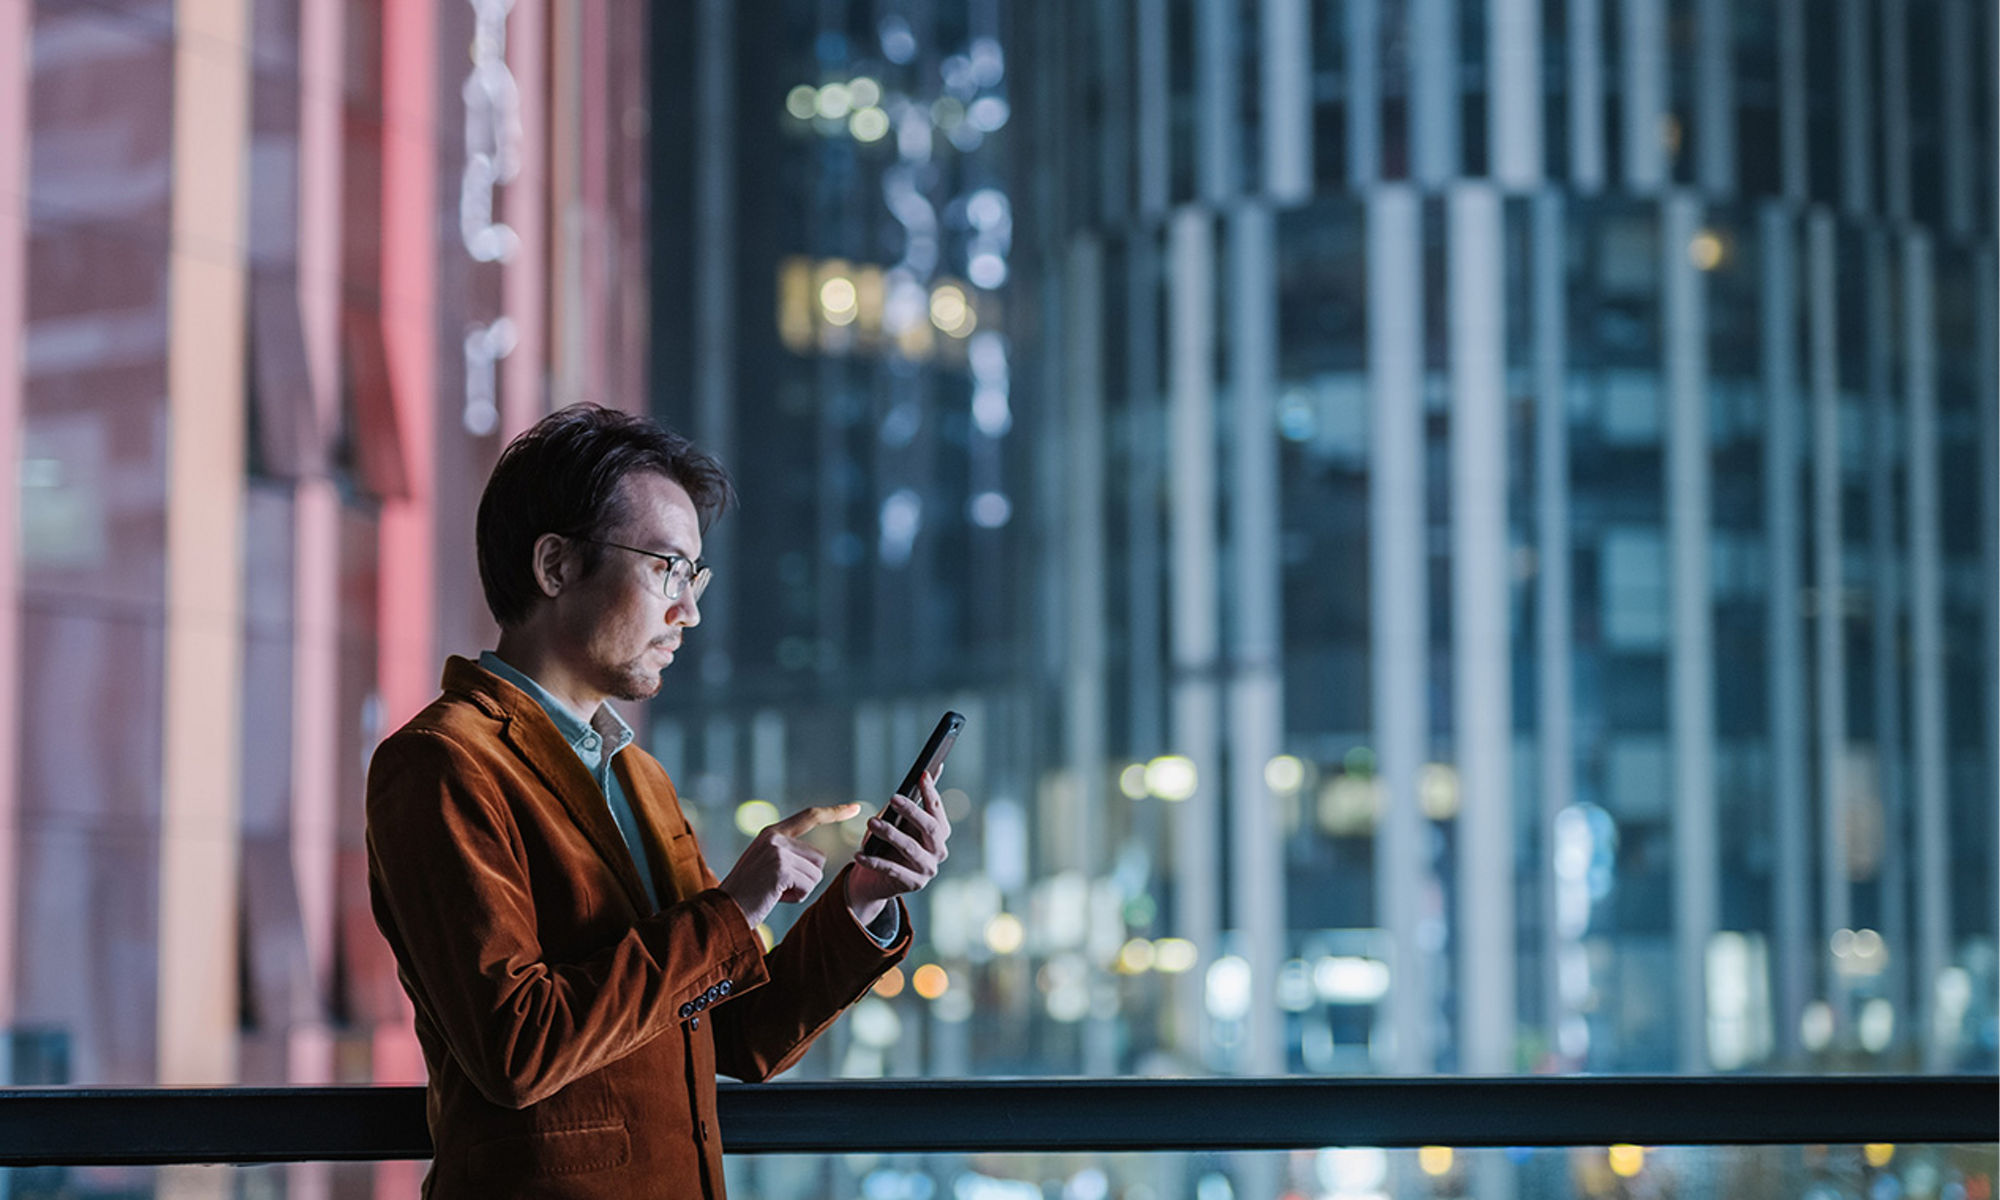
[530,533,569,598]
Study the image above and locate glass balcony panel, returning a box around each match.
[6,1145,1994,1200]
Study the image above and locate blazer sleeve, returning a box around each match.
[365,728,770,1109]
[708,864,911,1083]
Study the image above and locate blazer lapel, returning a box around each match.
[499,713,656,911]
[612,752,699,905]
[444,656,655,912]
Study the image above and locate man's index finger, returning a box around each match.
[773,803,862,837]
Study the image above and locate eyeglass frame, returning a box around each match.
[576,537,712,604]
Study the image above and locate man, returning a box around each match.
[366,404,951,1198]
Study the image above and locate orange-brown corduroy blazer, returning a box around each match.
[366,657,910,1199]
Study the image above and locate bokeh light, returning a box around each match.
[734,799,780,836]
[912,963,950,1000]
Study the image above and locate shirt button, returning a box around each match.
[719,980,732,996]
[690,1016,700,1031]
[679,1003,693,1019]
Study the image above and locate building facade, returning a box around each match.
[650,0,1999,1104]
[1,0,655,1194]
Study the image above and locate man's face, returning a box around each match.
[554,471,704,705]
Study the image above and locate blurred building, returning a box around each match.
[650,0,1999,1097]
[0,0,656,1134]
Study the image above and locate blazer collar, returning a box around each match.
[439,655,658,911]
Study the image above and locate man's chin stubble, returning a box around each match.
[613,665,665,703]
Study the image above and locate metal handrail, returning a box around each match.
[0,1076,1992,1165]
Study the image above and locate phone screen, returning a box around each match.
[861,711,964,858]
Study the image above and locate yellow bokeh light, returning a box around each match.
[1152,937,1198,974]
[815,82,853,120]
[848,77,882,108]
[848,266,884,336]
[984,912,1025,955]
[1118,763,1149,800]
[1418,1146,1454,1177]
[929,285,972,336]
[777,257,815,352]
[785,85,818,120]
[819,276,858,324]
[1608,1145,1645,1178]
[1318,775,1380,836]
[734,799,780,837]
[912,963,950,1000]
[1144,755,1198,802]
[1264,754,1307,794]
[850,106,890,143]
[1115,937,1156,974]
[1419,762,1459,820]
[1689,230,1725,271]
[1864,1144,1896,1168]
[873,966,906,999]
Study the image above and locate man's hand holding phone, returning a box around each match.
[846,768,953,928]
[718,803,860,930]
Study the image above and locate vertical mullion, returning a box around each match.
[1196,0,1239,203]
[1621,0,1667,191]
[1167,208,1222,1052]
[1347,0,1382,186]
[1780,0,1808,204]
[1226,202,1286,1076]
[1808,212,1851,995]
[1491,0,1544,188]
[1665,192,1717,1072]
[1881,0,1911,222]
[1261,0,1312,201]
[1761,204,1811,1063]
[1838,0,1873,217]
[1137,0,1170,218]
[1866,233,1910,1047]
[160,0,252,1088]
[1902,231,1950,1070]
[1413,0,1461,187]
[1449,183,1515,1075]
[1695,0,1736,194]
[1533,193,1576,1064]
[1569,0,1606,191]
[1370,187,1434,1074]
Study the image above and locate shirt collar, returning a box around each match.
[477,650,634,759]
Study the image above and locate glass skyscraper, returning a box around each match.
[651,0,1998,1087]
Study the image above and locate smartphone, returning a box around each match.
[861,711,965,859]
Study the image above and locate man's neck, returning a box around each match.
[491,632,603,722]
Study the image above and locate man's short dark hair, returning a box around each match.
[477,404,734,627]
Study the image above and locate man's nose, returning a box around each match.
[670,593,701,627]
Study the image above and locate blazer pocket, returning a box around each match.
[467,1120,631,1180]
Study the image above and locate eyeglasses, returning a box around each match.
[580,538,712,605]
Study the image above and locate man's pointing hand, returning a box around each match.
[718,803,861,929]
